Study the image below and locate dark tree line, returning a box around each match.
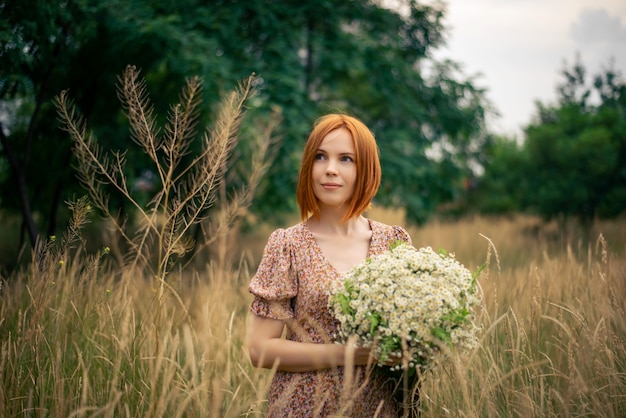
[5,0,623,266]
[471,57,626,228]
[1,0,490,254]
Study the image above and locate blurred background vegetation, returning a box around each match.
[1,0,625,274]
[1,2,625,416]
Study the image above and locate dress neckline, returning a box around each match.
[301,219,374,275]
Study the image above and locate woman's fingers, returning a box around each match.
[382,352,402,366]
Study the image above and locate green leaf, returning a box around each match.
[389,240,404,250]
[442,308,470,324]
[432,327,452,345]
[471,262,486,289]
[368,311,381,335]
[337,294,354,316]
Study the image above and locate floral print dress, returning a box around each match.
[249,219,412,417]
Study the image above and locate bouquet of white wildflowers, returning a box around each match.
[328,242,482,374]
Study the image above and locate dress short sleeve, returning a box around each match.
[248,228,298,320]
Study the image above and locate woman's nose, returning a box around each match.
[325,159,338,175]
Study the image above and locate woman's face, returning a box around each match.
[311,127,357,211]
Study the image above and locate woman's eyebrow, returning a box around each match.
[316,148,354,156]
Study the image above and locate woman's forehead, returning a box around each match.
[318,127,354,150]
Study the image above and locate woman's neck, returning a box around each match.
[306,211,369,236]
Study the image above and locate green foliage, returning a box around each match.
[368,311,383,336]
[337,293,355,316]
[1,0,490,252]
[525,59,626,225]
[473,57,626,226]
[470,135,530,214]
[431,326,451,344]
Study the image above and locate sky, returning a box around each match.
[433,0,626,138]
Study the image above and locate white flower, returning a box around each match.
[328,242,482,372]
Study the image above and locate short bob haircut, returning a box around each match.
[296,113,381,222]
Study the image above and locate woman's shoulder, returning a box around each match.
[265,222,307,245]
[368,219,412,244]
[368,218,407,233]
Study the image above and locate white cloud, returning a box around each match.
[570,8,626,44]
[434,0,626,137]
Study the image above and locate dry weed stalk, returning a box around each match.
[414,223,626,417]
[54,66,275,361]
[55,65,273,282]
[2,214,625,416]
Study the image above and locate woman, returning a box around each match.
[246,113,412,417]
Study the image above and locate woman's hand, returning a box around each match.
[381,352,403,367]
[247,315,376,372]
[348,339,406,368]
[344,343,375,366]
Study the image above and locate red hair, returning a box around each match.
[296,114,381,222]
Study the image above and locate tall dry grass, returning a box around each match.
[0,248,269,416]
[0,67,276,416]
[1,70,625,415]
[2,212,625,416]
[407,214,626,417]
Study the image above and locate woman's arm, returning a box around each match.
[246,314,373,372]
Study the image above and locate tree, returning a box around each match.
[1,0,490,256]
[467,134,529,215]
[474,57,626,227]
[215,1,490,224]
[0,0,238,251]
[525,58,626,227]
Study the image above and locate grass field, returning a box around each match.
[1,212,625,417]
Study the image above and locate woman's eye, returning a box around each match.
[314,153,326,160]
[341,156,354,162]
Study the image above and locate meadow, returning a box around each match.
[1,211,625,417]
[2,71,624,417]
